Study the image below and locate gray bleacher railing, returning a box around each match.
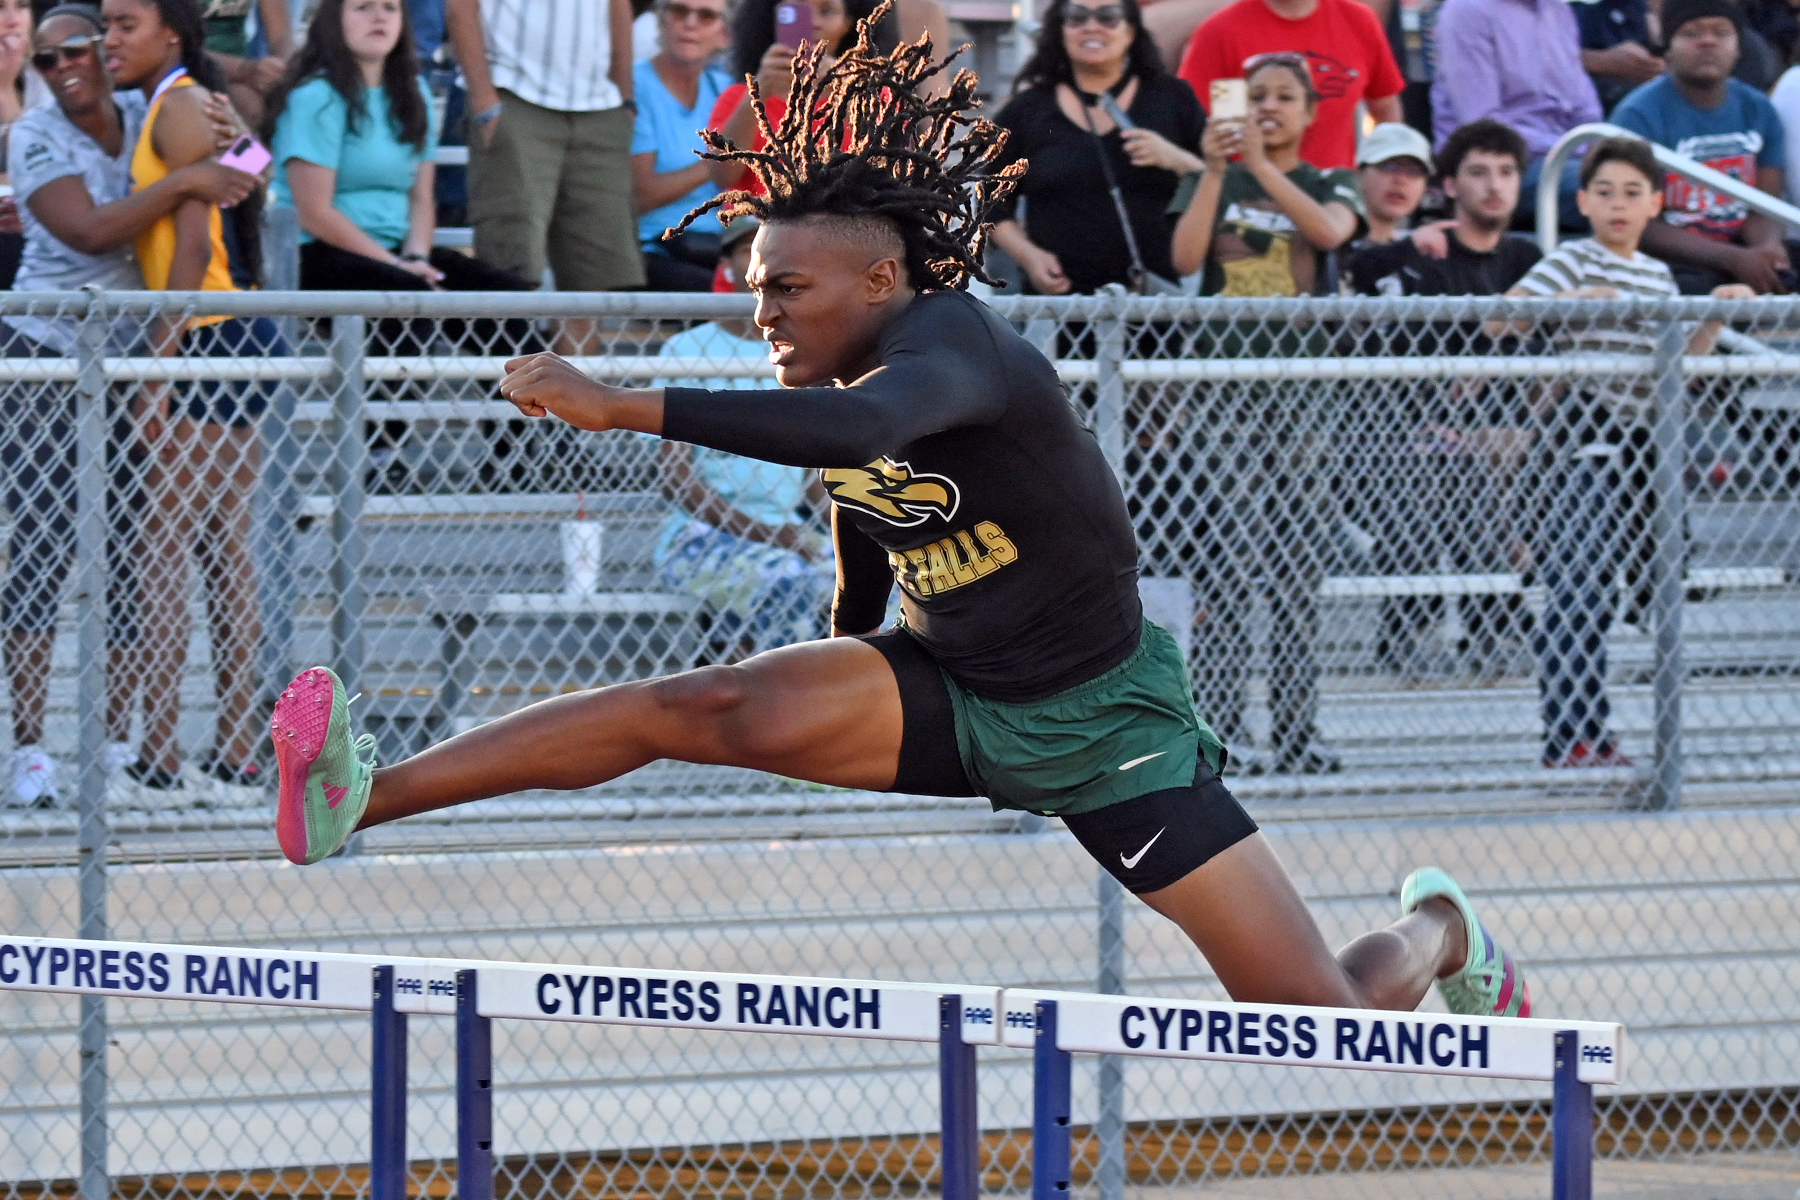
[1,289,1796,1200]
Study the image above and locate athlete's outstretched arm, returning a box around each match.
[499,347,1004,468]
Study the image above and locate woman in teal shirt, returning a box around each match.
[263,0,527,296]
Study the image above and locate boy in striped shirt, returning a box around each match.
[1506,137,1751,769]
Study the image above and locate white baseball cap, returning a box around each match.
[1356,123,1434,172]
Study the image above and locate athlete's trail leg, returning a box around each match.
[1139,833,1467,1010]
[358,637,905,828]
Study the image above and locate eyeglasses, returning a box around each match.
[30,35,95,73]
[1063,4,1126,29]
[1370,158,1429,179]
[661,1,725,24]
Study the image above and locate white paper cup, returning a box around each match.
[560,520,603,593]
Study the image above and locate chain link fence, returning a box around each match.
[1,290,1797,1200]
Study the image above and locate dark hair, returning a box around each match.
[679,1,1022,290]
[1245,51,1317,105]
[38,2,102,29]
[1013,0,1163,93]
[134,0,226,89]
[1437,118,1528,179]
[261,0,428,152]
[730,0,898,80]
[134,0,264,285]
[1580,135,1661,188]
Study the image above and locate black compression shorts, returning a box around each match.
[859,628,1258,892]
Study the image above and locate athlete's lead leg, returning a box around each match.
[365,637,905,823]
[271,637,905,864]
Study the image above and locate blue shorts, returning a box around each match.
[176,315,285,426]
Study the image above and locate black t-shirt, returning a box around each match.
[1345,230,1542,422]
[1347,230,1541,298]
[992,75,1203,295]
[663,289,1144,701]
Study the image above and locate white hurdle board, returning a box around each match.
[1002,987,1626,1084]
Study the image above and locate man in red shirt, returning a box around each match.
[1178,0,1404,169]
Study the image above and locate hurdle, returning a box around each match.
[1002,989,1626,1200]
[0,936,998,1200]
[0,935,1627,1200]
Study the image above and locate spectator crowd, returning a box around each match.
[0,0,1789,802]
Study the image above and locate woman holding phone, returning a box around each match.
[987,0,1201,295]
[1154,52,1365,774]
[102,0,283,792]
[706,0,896,196]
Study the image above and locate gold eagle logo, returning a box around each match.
[821,458,961,527]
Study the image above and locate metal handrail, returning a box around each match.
[1536,121,1800,252]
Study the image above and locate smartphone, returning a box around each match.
[1210,78,1248,122]
[775,2,815,48]
[1096,92,1137,132]
[220,134,272,176]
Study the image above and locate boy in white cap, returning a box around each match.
[1355,122,1434,244]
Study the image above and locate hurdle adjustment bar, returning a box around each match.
[1033,1000,1072,1200]
[1552,1029,1594,1200]
[458,969,496,1200]
[371,966,409,1200]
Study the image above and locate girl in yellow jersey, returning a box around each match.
[103,0,283,793]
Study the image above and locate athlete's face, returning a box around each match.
[747,219,912,387]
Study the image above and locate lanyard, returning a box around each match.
[149,66,188,108]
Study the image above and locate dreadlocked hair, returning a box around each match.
[671,0,1024,291]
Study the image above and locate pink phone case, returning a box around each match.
[775,2,814,47]
[220,135,272,175]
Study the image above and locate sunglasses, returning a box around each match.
[1063,4,1126,28]
[1245,50,1310,73]
[662,2,725,24]
[31,35,96,73]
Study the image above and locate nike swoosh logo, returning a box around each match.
[1121,829,1164,870]
[324,784,348,809]
[1117,751,1166,771]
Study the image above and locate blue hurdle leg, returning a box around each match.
[371,966,409,1200]
[1033,1000,1072,1200]
[1551,1029,1594,1200]
[458,970,495,1200]
[939,995,980,1200]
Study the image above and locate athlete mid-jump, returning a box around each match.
[270,16,1528,1021]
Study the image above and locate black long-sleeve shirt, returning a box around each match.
[663,289,1143,701]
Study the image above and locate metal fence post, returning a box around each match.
[1095,874,1126,1200]
[938,994,979,1200]
[1091,291,1131,1200]
[371,965,409,1200]
[328,315,368,851]
[456,969,494,1200]
[1094,291,1128,477]
[1551,1030,1594,1200]
[329,314,368,695]
[1032,1000,1072,1200]
[73,290,111,1200]
[1646,318,1687,811]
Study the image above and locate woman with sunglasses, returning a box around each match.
[633,0,732,291]
[1,2,256,806]
[988,0,1201,295]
